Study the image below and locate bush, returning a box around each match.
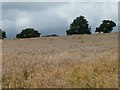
[42,34,58,37]
[0,29,7,39]
[16,28,41,38]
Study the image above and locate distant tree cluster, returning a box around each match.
[0,29,7,39]
[16,28,41,38]
[1,15,117,39]
[66,15,116,35]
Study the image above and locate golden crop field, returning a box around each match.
[2,33,118,88]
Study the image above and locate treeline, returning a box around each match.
[0,15,116,39]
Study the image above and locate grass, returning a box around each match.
[2,33,118,88]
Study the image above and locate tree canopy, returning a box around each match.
[95,20,116,33]
[16,28,41,38]
[66,16,91,35]
[0,29,7,39]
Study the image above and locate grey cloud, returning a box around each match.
[2,2,66,12]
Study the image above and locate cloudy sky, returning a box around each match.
[1,0,119,38]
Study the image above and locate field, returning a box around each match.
[2,33,118,88]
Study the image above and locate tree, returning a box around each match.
[0,29,7,39]
[16,28,41,38]
[95,20,116,33]
[66,15,91,35]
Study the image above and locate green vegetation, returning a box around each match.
[42,34,58,37]
[0,29,7,39]
[16,28,40,38]
[66,16,91,35]
[95,20,116,33]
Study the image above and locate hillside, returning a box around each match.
[2,33,118,88]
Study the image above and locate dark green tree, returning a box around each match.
[95,20,116,33]
[16,28,41,38]
[66,16,91,35]
[0,29,7,39]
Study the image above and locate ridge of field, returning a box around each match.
[2,33,118,88]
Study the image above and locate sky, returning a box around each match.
[1,0,119,38]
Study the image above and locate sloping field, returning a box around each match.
[2,33,118,88]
